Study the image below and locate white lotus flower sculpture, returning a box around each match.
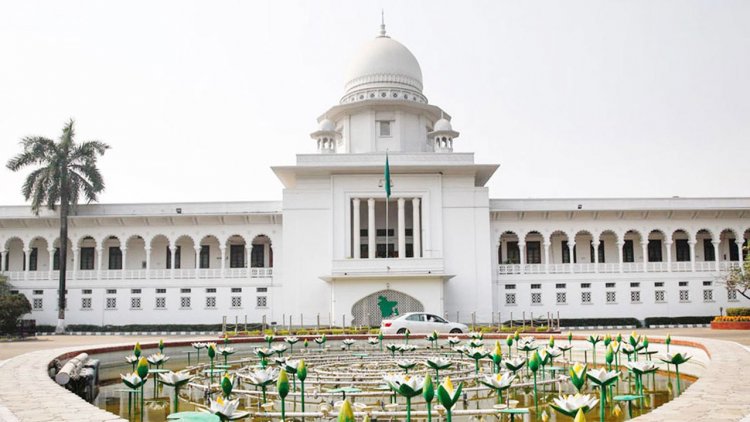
[158,371,193,412]
[586,368,619,421]
[550,393,599,418]
[146,352,169,368]
[239,367,279,403]
[208,396,249,421]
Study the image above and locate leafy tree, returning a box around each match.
[722,244,750,301]
[6,120,109,333]
[0,276,31,335]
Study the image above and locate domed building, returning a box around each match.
[0,23,748,330]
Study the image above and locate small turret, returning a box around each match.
[310,118,339,153]
[428,117,459,152]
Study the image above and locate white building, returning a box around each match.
[1,24,749,328]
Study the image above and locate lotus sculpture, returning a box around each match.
[436,376,463,422]
[549,393,599,419]
[478,372,516,404]
[384,374,424,422]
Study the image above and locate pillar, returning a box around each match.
[48,248,55,279]
[519,241,526,274]
[353,198,361,259]
[543,241,550,274]
[568,242,575,273]
[412,197,421,258]
[247,245,253,273]
[689,241,696,272]
[96,247,104,276]
[592,240,600,273]
[170,245,177,279]
[397,197,406,258]
[617,240,624,273]
[367,198,375,258]
[0,250,5,272]
[665,241,673,272]
[23,248,31,280]
[641,241,649,273]
[145,247,151,279]
[72,247,79,278]
[194,246,201,278]
[220,246,226,277]
[713,241,721,271]
[121,247,127,279]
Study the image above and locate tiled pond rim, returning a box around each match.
[0,335,748,421]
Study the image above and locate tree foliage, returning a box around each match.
[722,245,750,301]
[0,276,31,335]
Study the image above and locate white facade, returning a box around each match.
[1,25,749,327]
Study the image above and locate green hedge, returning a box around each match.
[556,318,642,328]
[644,316,713,327]
[727,307,750,316]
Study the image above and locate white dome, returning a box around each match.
[343,35,424,99]
[434,118,452,132]
[319,118,336,132]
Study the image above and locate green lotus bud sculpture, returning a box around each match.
[490,341,503,373]
[505,334,514,358]
[436,376,463,422]
[221,373,233,398]
[264,334,274,348]
[569,362,587,393]
[529,350,542,415]
[338,398,355,422]
[297,360,308,413]
[136,357,149,421]
[133,342,141,359]
[159,339,165,353]
[423,374,435,422]
[277,369,290,420]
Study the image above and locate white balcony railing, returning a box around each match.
[497,260,742,276]
[331,257,445,276]
[0,267,273,282]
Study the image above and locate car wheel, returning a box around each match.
[397,328,407,334]
[450,328,463,334]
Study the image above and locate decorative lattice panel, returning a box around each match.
[351,290,424,327]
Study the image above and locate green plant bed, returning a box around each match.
[556,318,642,328]
[727,307,750,316]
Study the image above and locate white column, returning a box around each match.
[353,198,361,259]
[397,197,406,258]
[713,241,721,271]
[247,245,253,275]
[592,240,600,273]
[0,250,6,272]
[689,240,696,272]
[519,241,526,274]
[665,241,673,272]
[194,246,201,278]
[145,247,151,279]
[96,247,104,277]
[367,198,375,258]
[220,246,226,277]
[121,247,127,279]
[412,197,421,258]
[543,241,550,274]
[568,242,575,273]
[23,248,31,280]
[641,241,649,273]
[617,241,624,273]
[72,247,79,279]
[48,248,55,279]
[170,245,176,279]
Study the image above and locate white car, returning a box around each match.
[380,312,468,335]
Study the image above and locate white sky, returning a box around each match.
[1,1,749,206]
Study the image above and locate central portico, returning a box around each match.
[272,23,498,325]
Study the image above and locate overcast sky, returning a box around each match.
[1,1,748,206]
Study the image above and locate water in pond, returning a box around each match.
[92,340,695,421]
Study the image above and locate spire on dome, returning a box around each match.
[379,10,388,38]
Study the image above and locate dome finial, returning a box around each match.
[379,10,387,37]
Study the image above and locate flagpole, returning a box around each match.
[385,196,389,258]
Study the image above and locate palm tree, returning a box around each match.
[6,120,109,333]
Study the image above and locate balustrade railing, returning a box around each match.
[497,260,743,276]
[0,267,273,281]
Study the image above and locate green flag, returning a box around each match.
[384,153,391,198]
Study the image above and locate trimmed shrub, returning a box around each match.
[727,307,750,317]
[644,316,714,327]
[557,318,642,328]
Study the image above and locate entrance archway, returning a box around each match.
[351,290,424,327]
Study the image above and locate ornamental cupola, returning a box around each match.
[428,116,459,152]
[310,118,340,153]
